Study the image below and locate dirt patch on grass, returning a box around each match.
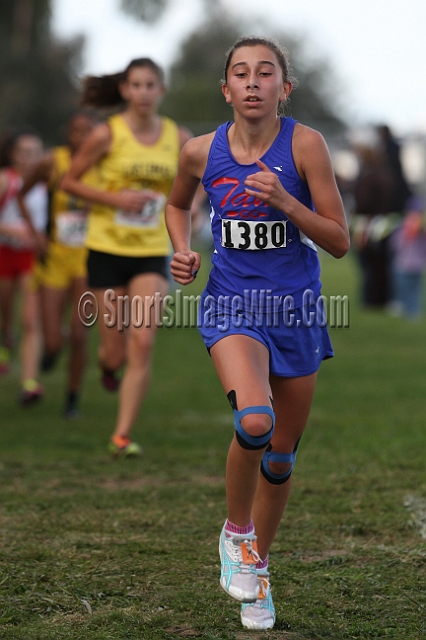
[298,549,350,563]
[98,475,224,491]
[234,632,309,640]
[1,473,225,497]
[165,626,200,637]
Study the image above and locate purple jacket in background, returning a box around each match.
[391,207,426,273]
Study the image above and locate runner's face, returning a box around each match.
[67,115,95,152]
[222,45,289,119]
[11,135,43,177]
[120,66,165,116]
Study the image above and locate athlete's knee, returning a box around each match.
[21,310,38,334]
[128,330,155,360]
[240,413,273,438]
[260,438,301,485]
[44,334,62,355]
[101,344,125,371]
[227,390,275,450]
[69,326,87,352]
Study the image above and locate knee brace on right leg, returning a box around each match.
[227,390,275,451]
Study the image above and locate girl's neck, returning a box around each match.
[228,114,281,164]
[122,109,162,145]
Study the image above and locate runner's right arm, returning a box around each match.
[61,123,150,213]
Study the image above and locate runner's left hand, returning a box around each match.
[244,160,290,211]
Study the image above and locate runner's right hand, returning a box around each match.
[115,189,158,213]
[170,251,201,285]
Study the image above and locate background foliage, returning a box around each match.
[0,0,346,145]
[160,12,345,135]
[0,0,84,145]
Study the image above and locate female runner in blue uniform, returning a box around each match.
[165,36,350,630]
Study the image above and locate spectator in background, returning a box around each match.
[351,141,399,308]
[377,124,411,214]
[390,195,426,320]
[0,129,47,402]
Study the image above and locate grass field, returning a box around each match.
[1,250,426,639]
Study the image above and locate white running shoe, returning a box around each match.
[241,572,276,630]
[219,524,260,602]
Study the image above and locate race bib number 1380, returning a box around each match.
[221,219,287,250]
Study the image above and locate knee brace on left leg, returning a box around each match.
[260,438,301,485]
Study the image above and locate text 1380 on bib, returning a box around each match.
[221,219,287,250]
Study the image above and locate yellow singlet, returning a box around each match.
[37,146,99,289]
[85,114,180,257]
[49,146,98,247]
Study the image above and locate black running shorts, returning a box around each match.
[87,250,169,288]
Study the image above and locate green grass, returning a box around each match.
[1,250,426,639]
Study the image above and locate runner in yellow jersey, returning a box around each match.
[62,58,193,456]
[18,111,98,416]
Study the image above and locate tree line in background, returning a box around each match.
[159,7,345,136]
[0,0,345,146]
[0,0,84,145]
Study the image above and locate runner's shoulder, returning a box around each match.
[179,132,216,178]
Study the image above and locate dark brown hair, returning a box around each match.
[0,127,41,168]
[81,58,165,108]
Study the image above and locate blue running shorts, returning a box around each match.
[198,291,334,377]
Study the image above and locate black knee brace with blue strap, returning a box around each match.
[260,438,301,485]
[227,390,275,450]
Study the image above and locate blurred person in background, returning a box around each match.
[0,129,47,403]
[377,124,411,214]
[351,140,399,308]
[61,58,192,456]
[390,195,426,320]
[18,111,98,418]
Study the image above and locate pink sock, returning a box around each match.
[224,518,254,536]
[256,555,269,571]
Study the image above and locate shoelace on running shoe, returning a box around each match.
[225,537,260,573]
[257,576,270,601]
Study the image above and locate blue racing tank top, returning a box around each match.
[201,117,322,307]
